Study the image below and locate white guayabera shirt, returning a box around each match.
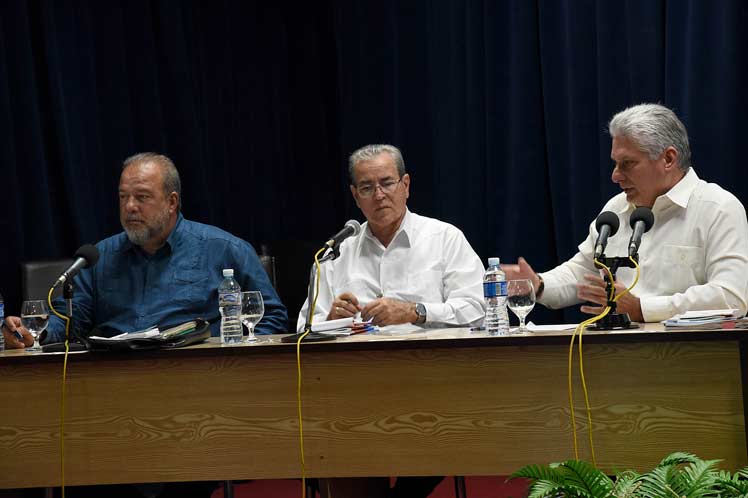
[297,210,486,333]
[540,169,748,322]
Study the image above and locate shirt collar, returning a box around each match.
[165,213,185,249]
[363,209,413,248]
[614,168,699,215]
[661,168,699,209]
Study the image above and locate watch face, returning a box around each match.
[416,303,426,320]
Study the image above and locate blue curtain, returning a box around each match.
[2,0,746,324]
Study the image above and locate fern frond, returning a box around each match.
[511,463,564,483]
[657,452,699,467]
[557,460,614,498]
[611,472,640,498]
[636,465,681,498]
[526,479,583,498]
[677,458,720,498]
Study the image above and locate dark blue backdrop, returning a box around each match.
[1,0,746,325]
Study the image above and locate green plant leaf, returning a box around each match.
[679,458,720,498]
[612,471,640,498]
[526,479,577,498]
[657,452,700,467]
[636,465,682,498]
[556,460,614,498]
[511,463,564,483]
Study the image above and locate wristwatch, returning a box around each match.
[414,303,427,324]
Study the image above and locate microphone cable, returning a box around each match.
[295,245,327,498]
[568,257,641,465]
[47,287,72,498]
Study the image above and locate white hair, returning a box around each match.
[608,103,691,172]
[348,144,406,183]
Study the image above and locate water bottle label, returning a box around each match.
[0,302,4,329]
[483,281,507,298]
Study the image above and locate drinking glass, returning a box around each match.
[21,300,49,351]
[241,291,264,343]
[507,279,536,333]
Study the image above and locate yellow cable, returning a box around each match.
[296,246,327,498]
[48,287,71,498]
[614,257,641,301]
[569,257,641,465]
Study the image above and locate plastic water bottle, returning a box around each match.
[0,292,4,351]
[483,257,509,335]
[218,269,243,344]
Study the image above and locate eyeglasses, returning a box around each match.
[355,177,403,198]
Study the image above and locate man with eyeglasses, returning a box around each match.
[297,144,485,498]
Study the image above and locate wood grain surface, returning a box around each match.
[0,331,745,488]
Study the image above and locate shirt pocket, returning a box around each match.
[661,244,705,293]
[172,268,210,305]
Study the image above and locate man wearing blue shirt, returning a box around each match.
[3,152,288,346]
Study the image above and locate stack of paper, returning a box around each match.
[663,309,747,330]
[311,317,377,336]
[90,326,161,341]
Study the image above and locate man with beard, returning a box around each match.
[3,152,287,348]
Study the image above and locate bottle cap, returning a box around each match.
[487,257,500,267]
[222,269,234,277]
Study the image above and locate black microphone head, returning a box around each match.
[595,211,620,236]
[344,219,362,236]
[74,244,100,268]
[629,207,655,232]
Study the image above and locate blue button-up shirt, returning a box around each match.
[45,215,288,342]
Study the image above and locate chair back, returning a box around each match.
[259,254,277,290]
[21,259,74,301]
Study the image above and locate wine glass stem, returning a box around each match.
[519,316,526,331]
[247,324,256,341]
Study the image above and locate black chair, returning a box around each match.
[21,259,74,301]
[258,254,277,290]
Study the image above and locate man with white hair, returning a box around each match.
[504,103,748,322]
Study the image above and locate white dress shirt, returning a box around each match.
[540,168,748,322]
[297,210,486,332]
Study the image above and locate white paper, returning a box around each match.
[667,309,740,321]
[526,322,578,333]
[90,326,160,341]
[310,317,354,332]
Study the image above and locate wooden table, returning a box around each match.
[1,325,746,488]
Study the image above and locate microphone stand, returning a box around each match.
[42,281,88,352]
[281,247,338,343]
[588,252,640,330]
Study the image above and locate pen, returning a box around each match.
[7,325,24,341]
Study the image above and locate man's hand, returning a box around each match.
[501,257,541,293]
[2,316,35,349]
[361,298,417,326]
[577,274,643,322]
[327,292,363,320]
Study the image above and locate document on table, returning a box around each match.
[525,322,578,333]
[89,326,161,341]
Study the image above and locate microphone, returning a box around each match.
[628,207,655,257]
[593,211,620,259]
[325,220,361,249]
[54,244,100,288]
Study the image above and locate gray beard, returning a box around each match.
[123,209,170,247]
